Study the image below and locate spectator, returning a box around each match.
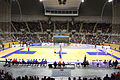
[5,56,7,64]
[41,59,44,66]
[103,60,107,64]
[103,74,110,80]
[22,59,26,64]
[109,60,112,67]
[112,61,115,67]
[18,59,21,64]
[111,73,115,80]
[113,72,117,78]
[116,72,120,80]
[35,59,38,66]
[62,61,65,67]
[42,76,46,80]
[117,72,120,77]
[68,77,71,80]
[12,58,17,65]
[115,60,118,69]
[73,77,76,80]
[76,60,80,67]
[53,61,57,68]
[58,61,61,67]
[9,43,10,48]
[44,59,47,66]
[2,44,4,50]
[78,77,82,80]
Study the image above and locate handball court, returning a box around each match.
[0,47,120,63]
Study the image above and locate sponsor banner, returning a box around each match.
[96,45,102,49]
[96,45,110,49]
[30,43,42,46]
[70,43,82,47]
[42,43,54,46]
[103,46,110,49]
[70,43,95,48]
[12,44,26,47]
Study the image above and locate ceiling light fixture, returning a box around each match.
[82,0,84,2]
[39,0,43,2]
[108,0,113,2]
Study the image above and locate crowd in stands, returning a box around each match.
[0,33,53,44]
[1,33,119,45]
[70,34,103,44]
[0,70,13,80]
[0,33,119,45]
[107,36,120,44]
[0,69,40,80]
[67,72,120,80]
[0,22,120,45]
[11,22,112,34]
[41,76,55,80]
[103,72,120,80]
[1,69,120,80]
[70,34,120,44]
[68,76,102,80]
[0,34,17,43]
[16,75,39,80]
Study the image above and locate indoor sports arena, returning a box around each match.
[0,0,120,80]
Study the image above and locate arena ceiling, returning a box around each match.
[11,0,111,16]
[43,0,81,10]
[0,0,120,24]
[10,0,113,23]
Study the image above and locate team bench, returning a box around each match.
[48,64,75,69]
[7,62,47,67]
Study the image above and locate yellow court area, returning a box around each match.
[0,47,120,63]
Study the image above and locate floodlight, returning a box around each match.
[108,0,113,2]
[82,0,84,2]
[39,0,43,2]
